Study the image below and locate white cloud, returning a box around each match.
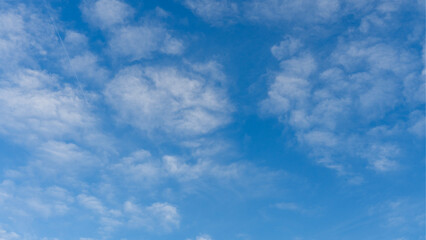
[0,228,20,240]
[261,17,423,177]
[0,69,95,144]
[260,54,314,115]
[111,149,244,186]
[163,155,241,181]
[0,5,104,148]
[189,234,213,240]
[77,194,128,233]
[189,61,227,83]
[261,76,310,115]
[63,30,89,50]
[76,196,180,233]
[32,141,100,180]
[0,2,184,237]
[182,0,424,26]
[181,137,233,158]
[106,148,283,199]
[80,0,183,60]
[0,181,74,219]
[279,54,317,77]
[66,52,109,83]
[62,30,110,84]
[369,198,425,232]
[243,0,340,22]
[370,158,398,172]
[111,150,162,185]
[196,235,213,240]
[108,25,183,60]
[124,201,180,231]
[408,111,425,137]
[145,202,180,231]
[301,130,338,148]
[104,63,232,136]
[403,72,425,105]
[274,202,308,214]
[333,40,412,74]
[271,36,303,60]
[187,234,213,240]
[316,0,340,19]
[80,0,134,29]
[78,194,106,214]
[0,4,57,72]
[183,0,239,24]
[365,144,399,172]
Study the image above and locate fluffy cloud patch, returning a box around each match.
[270,36,303,60]
[144,202,180,231]
[0,4,57,70]
[78,194,106,214]
[108,25,183,60]
[80,0,134,29]
[105,63,232,136]
[0,4,102,147]
[183,0,239,24]
[0,69,95,143]
[81,0,183,60]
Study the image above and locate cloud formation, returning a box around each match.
[105,63,232,136]
[82,0,183,60]
[260,0,424,177]
[81,0,134,29]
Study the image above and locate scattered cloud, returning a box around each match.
[0,227,20,240]
[244,0,340,22]
[0,69,96,145]
[183,0,239,24]
[108,24,183,60]
[77,194,180,233]
[82,0,183,60]
[182,0,345,24]
[80,0,134,29]
[274,202,307,213]
[109,148,277,190]
[260,4,424,177]
[104,63,232,136]
[78,194,106,214]
[186,234,213,240]
[0,181,74,219]
[270,36,303,60]
[369,198,425,232]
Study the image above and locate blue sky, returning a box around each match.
[0,0,424,239]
